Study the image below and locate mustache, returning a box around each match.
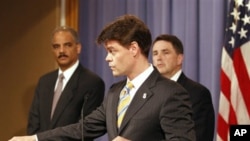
[58,54,68,58]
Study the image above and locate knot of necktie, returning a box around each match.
[59,73,64,82]
[120,81,134,96]
[126,81,134,91]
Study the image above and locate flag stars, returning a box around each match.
[229,37,235,47]
[230,22,237,33]
[238,27,248,38]
[236,0,244,7]
[246,1,250,11]
[231,8,241,21]
[241,14,250,25]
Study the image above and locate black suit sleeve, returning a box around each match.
[192,88,214,141]
[27,79,43,135]
[81,78,105,118]
[37,102,107,140]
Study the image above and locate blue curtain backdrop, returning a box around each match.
[79,0,230,141]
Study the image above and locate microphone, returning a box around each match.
[81,93,89,141]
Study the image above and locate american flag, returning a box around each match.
[217,0,250,140]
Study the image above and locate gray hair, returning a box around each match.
[51,26,80,43]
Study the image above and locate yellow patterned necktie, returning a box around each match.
[117,81,134,128]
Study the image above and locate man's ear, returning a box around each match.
[129,41,139,57]
[77,43,82,54]
[177,54,184,65]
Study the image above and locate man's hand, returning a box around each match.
[112,136,131,141]
[8,135,36,141]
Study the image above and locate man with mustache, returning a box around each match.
[26,26,105,141]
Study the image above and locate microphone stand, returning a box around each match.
[81,93,89,141]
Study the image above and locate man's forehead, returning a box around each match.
[52,41,74,45]
[105,40,121,46]
[153,46,169,51]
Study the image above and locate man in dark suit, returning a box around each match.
[27,26,105,141]
[152,34,215,141]
[9,15,195,141]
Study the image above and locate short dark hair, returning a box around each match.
[97,14,152,58]
[51,26,80,43]
[153,34,183,54]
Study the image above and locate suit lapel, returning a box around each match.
[119,85,153,131]
[50,65,81,127]
[45,72,58,125]
[177,72,188,86]
[119,69,159,131]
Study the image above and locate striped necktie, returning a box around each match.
[117,81,134,128]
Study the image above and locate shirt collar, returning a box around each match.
[127,64,154,90]
[58,60,79,81]
[170,69,182,82]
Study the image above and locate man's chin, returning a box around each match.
[112,73,118,77]
[112,71,121,77]
[58,62,71,70]
[157,68,166,74]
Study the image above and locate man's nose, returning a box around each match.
[155,54,162,60]
[59,46,65,53]
[105,54,111,62]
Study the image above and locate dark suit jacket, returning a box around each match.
[27,64,105,141]
[177,73,215,141]
[37,69,196,141]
